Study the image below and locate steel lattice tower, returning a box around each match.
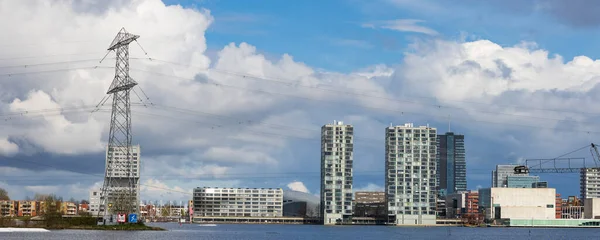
[99,28,140,219]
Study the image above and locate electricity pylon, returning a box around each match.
[98,28,141,220]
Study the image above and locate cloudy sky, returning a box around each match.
[1,0,600,202]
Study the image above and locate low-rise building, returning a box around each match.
[61,202,77,216]
[354,192,386,218]
[79,203,89,214]
[193,187,283,218]
[436,198,446,218]
[479,188,556,221]
[0,200,17,217]
[584,198,600,219]
[17,200,40,217]
[555,194,562,219]
[445,190,479,219]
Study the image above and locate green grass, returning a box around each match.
[50,222,165,231]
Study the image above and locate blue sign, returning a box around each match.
[128,213,138,223]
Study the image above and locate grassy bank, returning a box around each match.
[1,216,165,231]
[48,222,165,231]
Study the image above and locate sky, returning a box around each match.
[1,0,600,202]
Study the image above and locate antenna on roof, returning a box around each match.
[448,114,451,133]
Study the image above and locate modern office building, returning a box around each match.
[532,181,549,188]
[436,132,466,196]
[580,168,600,199]
[354,192,386,218]
[320,120,354,225]
[386,123,437,225]
[506,175,540,188]
[192,187,283,218]
[102,145,141,214]
[492,164,528,188]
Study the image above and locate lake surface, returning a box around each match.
[1,223,600,239]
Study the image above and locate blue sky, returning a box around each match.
[1,0,600,202]
[165,0,600,72]
[159,0,600,196]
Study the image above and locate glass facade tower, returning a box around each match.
[436,132,466,196]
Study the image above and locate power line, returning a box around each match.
[139,57,600,117]
[0,66,113,77]
[130,68,600,134]
[0,58,111,69]
[0,52,104,61]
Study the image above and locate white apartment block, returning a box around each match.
[193,187,283,218]
[103,145,141,213]
[320,121,354,225]
[386,123,437,225]
[581,168,600,199]
[89,188,101,216]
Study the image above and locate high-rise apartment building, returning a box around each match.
[492,164,527,187]
[320,120,354,225]
[386,123,437,225]
[580,168,600,199]
[102,145,141,214]
[436,132,466,196]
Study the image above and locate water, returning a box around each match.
[1,223,599,239]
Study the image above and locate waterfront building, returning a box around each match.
[320,121,354,225]
[192,187,283,218]
[445,190,479,219]
[492,164,528,187]
[385,123,437,225]
[555,194,562,219]
[354,192,386,218]
[580,168,600,199]
[88,188,101,216]
[479,188,556,220]
[436,132,466,196]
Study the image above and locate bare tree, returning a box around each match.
[0,188,9,200]
[161,207,169,217]
[108,189,137,214]
[34,193,49,201]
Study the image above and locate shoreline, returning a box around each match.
[1,224,165,231]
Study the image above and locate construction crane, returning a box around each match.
[514,143,600,174]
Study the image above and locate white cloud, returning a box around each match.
[0,0,599,201]
[363,19,438,35]
[0,137,18,156]
[24,185,61,195]
[354,183,384,192]
[287,181,309,193]
[10,90,105,154]
[202,146,278,165]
